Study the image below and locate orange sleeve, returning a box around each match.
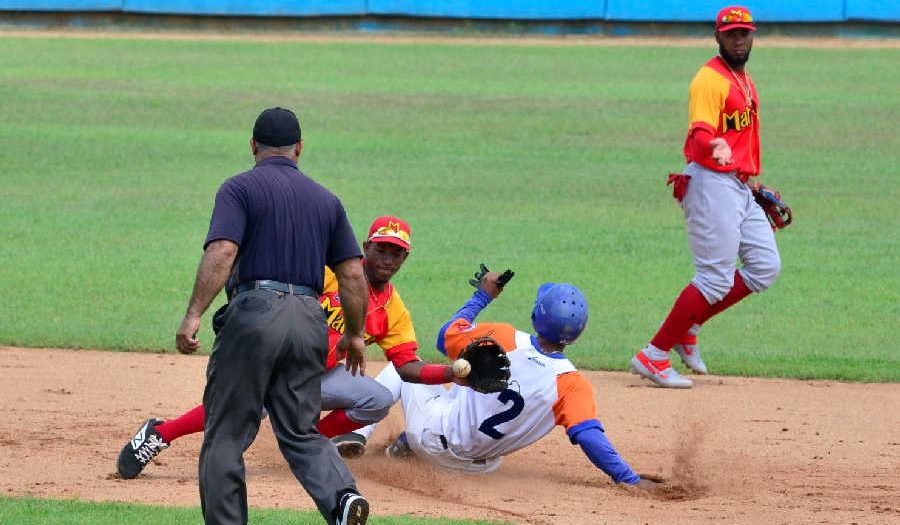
[688,66,730,134]
[440,319,517,360]
[552,372,598,430]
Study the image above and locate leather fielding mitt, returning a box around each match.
[458,337,511,394]
[753,185,793,231]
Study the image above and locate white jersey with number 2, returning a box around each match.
[437,319,597,464]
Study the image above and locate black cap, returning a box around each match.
[252,107,301,147]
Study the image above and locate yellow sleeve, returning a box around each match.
[322,266,338,295]
[378,289,417,353]
[688,66,731,133]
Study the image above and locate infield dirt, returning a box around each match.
[1,346,898,524]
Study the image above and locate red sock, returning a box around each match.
[155,404,206,443]
[650,284,712,351]
[697,272,753,325]
[317,409,363,438]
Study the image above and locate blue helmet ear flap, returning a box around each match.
[531,283,589,345]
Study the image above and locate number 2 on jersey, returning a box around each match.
[478,388,525,439]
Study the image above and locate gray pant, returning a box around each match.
[682,162,781,303]
[199,289,357,525]
[321,366,393,425]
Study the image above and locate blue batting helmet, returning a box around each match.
[531,283,589,345]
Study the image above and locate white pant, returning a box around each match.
[683,162,781,303]
[368,364,501,474]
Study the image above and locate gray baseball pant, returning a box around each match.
[321,365,393,425]
[682,162,781,303]
[199,289,357,525]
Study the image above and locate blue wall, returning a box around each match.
[606,1,845,22]
[0,0,119,10]
[367,1,605,20]
[845,0,900,22]
[0,0,897,22]
[122,0,366,16]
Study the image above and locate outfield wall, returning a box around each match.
[1,0,897,22]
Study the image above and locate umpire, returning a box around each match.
[175,107,370,525]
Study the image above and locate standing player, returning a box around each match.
[118,216,463,478]
[630,5,781,388]
[349,270,659,490]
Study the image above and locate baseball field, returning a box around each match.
[0,31,898,524]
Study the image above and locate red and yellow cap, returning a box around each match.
[367,216,411,250]
[716,6,756,32]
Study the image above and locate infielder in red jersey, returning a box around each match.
[630,6,781,388]
[117,216,464,478]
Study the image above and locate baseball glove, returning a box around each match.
[753,185,793,231]
[458,337,511,394]
[468,263,515,289]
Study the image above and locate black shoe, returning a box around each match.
[384,431,413,459]
[117,418,170,479]
[335,491,369,525]
[332,432,367,459]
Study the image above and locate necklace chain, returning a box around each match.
[720,56,753,107]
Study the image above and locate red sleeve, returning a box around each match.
[687,126,715,162]
[386,342,420,369]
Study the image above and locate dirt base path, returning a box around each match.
[1,346,898,524]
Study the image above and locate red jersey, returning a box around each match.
[320,267,418,370]
[683,55,761,178]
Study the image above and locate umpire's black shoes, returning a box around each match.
[335,490,369,525]
[117,418,170,479]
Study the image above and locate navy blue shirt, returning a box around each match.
[204,156,361,295]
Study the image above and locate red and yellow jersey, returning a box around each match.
[320,267,418,370]
[683,55,761,177]
[439,319,597,459]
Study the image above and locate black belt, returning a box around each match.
[233,280,316,298]
[439,435,486,465]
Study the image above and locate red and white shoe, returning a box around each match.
[673,334,708,375]
[630,352,693,388]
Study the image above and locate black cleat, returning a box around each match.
[384,431,413,459]
[332,432,367,459]
[335,491,369,525]
[117,418,170,479]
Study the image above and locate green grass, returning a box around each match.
[0,36,897,381]
[0,496,508,525]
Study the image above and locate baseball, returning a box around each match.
[452,358,471,378]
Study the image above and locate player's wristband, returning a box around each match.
[419,364,450,385]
